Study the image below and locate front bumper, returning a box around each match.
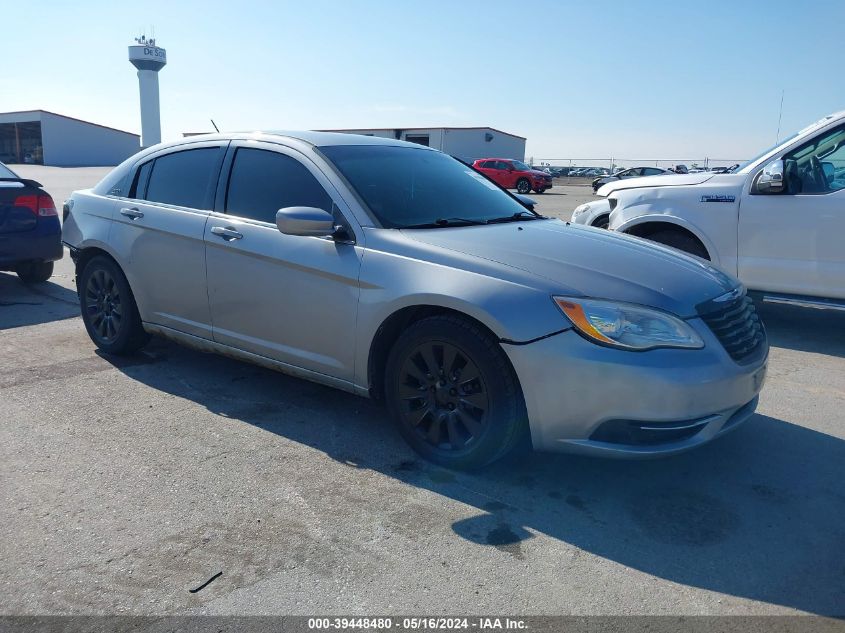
[503,320,767,457]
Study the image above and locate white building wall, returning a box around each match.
[321,128,525,163]
[40,113,140,167]
[441,129,525,163]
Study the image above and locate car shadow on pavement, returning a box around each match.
[0,272,79,329]
[757,301,845,358]
[106,336,845,617]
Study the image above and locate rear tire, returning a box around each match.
[16,261,53,283]
[384,315,528,470]
[78,255,150,355]
[516,178,531,194]
[642,229,710,260]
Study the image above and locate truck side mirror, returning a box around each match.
[754,159,785,194]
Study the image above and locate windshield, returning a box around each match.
[0,162,18,178]
[512,160,532,171]
[320,145,534,228]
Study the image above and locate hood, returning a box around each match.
[402,220,738,318]
[598,172,715,196]
[530,170,551,177]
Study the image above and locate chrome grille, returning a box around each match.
[700,291,766,363]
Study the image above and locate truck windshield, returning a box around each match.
[320,145,536,228]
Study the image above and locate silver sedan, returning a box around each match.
[62,132,768,468]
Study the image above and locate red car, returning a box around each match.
[472,158,553,194]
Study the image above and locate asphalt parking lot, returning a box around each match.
[1,168,843,616]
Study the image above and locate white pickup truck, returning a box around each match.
[573,111,845,309]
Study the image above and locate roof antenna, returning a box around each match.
[210,119,220,133]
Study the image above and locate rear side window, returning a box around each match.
[225,148,332,224]
[143,148,221,209]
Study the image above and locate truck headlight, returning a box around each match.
[554,297,704,350]
[572,204,589,217]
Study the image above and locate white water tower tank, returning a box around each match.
[128,36,167,148]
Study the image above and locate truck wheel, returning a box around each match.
[516,178,531,194]
[384,315,528,470]
[78,255,150,355]
[645,229,710,260]
[16,261,54,284]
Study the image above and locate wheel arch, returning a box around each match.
[615,216,718,264]
[73,243,145,312]
[366,304,518,402]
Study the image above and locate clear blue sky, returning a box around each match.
[3,0,843,161]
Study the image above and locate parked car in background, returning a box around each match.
[597,110,845,308]
[592,166,670,192]
[63,132,766,468]
[669,164,689,174]
[0,161,62,282]
[473,158,553,193]
[572,198,613,228]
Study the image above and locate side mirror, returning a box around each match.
[754,159,785,194]
[276,206,336,237]
[513,193,536,211]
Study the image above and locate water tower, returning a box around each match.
[128,35,167,148]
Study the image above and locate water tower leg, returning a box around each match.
[137,70,162,148]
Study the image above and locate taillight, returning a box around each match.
[38,194,57,216]
[14,194,57,216]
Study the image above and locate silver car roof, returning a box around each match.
[181,130,430,149]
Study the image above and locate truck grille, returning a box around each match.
[699,291,766,363]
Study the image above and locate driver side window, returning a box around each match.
[783,125,845,195]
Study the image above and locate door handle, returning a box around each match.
[120,207,144,220]
[210,226,243,241]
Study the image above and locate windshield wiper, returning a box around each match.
[486,210,546,224]
[403,217,489,229]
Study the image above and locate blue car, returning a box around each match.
[0,162,62,283]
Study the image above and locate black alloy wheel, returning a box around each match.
[78,255,150,354]
[397,339,489,453]
[516,178,531,194]
[85,267,123,344]
[385,315,528,469]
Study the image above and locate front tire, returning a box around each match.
[78,255,150,355]
[592,215,609,229]
[16,261,54,283]
[384,315,528,469]
[516,178,531,194]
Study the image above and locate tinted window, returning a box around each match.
[225,148,332,223]
[144,148,221,209]
[642,167,664,176]
[321,145,530,228]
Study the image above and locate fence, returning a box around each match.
[529,157,746,172]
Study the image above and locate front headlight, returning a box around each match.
[554,297,704,350]
[572,204,589,217]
